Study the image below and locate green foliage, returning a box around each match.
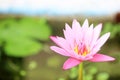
[28,61,37,70]
[69,67,78,79]
[85,66,110,80]
[84,66,98,80]
[58,78,66,80]
[87,66,98,75]
[0,17,51,57]
[96,72,109,80]
[47,56,61,68]
[19,70,27,77]
[102,22,120,39]
[61,65,110,80]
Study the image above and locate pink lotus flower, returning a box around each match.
[50,19,115,70]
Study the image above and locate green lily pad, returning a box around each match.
[0,17,51,57]
[5,37,43,57]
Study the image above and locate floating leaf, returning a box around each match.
[0,17,51,57]
[5,38,42,57]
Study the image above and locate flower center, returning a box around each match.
[74,44,90,56]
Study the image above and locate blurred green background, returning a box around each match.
[0,0,120,80]
[0,14,120,80]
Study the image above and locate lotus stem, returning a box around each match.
[78,62,83,80]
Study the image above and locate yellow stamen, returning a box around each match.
[82,51,87,56]
[74,45,79,54]
[74,45,90,56]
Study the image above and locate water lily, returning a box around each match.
[50,19,115,70]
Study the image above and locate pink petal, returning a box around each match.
[82,19,89,28]
[50,36,59,45]
[63,24,75,48]
[63,57,81,70]
[89,53,115,62]
[65,23,72,30]
[92,33,110,54]
[56,36,71,49]
[64,23,72,37]
[82,19,89,34]
[81,19,89,42]
[93,24,102,39]
[90,24,102,48]
[50,46,70,56]
[72,19,81,29]
[72,19,82,44]
[50,36,70,50]
[83,55,93,61]
[84,24,94,45]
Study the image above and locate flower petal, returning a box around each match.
[82,19,89,28]
[50,36,70,50]
[90,24,102,48]
[89,53,115,62]
[72,19,81,30]
[63,57,81,70]
[81,19,89,43]
[84,24,94,45]
[92,32,110,54]
[50,36,59,45]
[64,24,75,48]
[50,46,70,56]
[93,24,102,40]
[57,36,71,49]
[72,19,82,45]
[64,23,72,39]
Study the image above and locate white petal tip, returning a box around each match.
[84,19,88,23]
[73,19,78,22]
